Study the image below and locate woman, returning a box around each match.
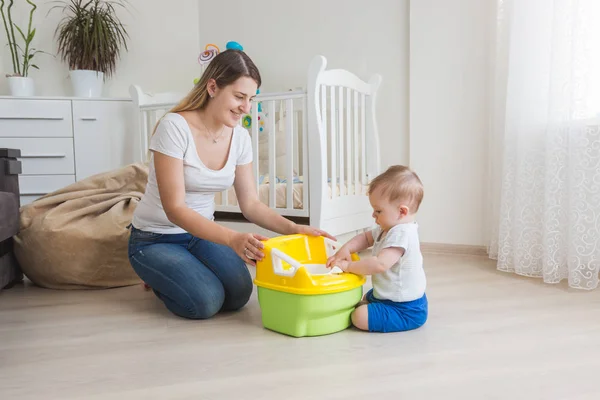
[128,50,332,320]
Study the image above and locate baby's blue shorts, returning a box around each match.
[365,289,428,333]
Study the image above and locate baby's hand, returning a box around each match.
[326,255,341,269]
[335,260,350,272]
[326,248,352,270]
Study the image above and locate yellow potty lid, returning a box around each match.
[254,234,366,295]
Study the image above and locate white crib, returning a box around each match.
[129,55,382,237]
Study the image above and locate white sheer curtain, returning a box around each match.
[487,0,600,289]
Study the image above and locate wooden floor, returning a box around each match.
[2,253,600,399]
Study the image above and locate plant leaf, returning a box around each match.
[31,64,39,69]
[14,24,26,42]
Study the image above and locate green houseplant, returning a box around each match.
[51,0,129,97]
[1,0,44,96]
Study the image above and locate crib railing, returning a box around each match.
[132,82,374,219]
[319,84,370,199]
[215,90,309,217]
[215,83,372,216]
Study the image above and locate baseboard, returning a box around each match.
[420,242,488,257]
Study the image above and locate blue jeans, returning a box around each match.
[127,226,253,319]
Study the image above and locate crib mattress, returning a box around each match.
[215,181,366,210]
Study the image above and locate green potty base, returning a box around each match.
[257,286,363,337]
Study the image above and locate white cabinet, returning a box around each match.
[0,96,137,205]
[72,100,136,181]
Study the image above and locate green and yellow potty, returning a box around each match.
[254,234,365,337]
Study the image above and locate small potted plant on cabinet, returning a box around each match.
[1,0,45,96]
[52,0,129,98]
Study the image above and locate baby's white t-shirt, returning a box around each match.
[370,222,426,303]
[132,113,252,234]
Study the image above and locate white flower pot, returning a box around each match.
[8,76,35,97]
[70,70,104,98]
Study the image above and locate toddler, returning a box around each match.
[326,165,427,333]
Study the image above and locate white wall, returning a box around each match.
[410,0,494,246]
[196,0,410,170]
[0,0,201,97]
[2,0,410,176]
[2,0,491,247]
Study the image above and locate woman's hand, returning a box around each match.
[293,223,336,241]
[229,232,269,266]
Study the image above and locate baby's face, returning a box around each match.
[369,189,405,231]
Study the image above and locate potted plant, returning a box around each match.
[1,0,44,96]
[52,0,129,98]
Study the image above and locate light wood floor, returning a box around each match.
[2,253,600,400]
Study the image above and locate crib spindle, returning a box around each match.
[285,99,294,209]
[147,111,157,139]
[268,101,276,207]
[293,106,299,177]
[321,85,328,197]
[302,97,308,210]
[346,88,353,195]
[330,86,337,199]
[361,93,367,187]
[139,112,149,162]
[251,101,259,190]
[338,86,345,196]
[354,91,359,194]
[147,111,158,162]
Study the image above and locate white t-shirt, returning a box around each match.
[132,113,253,234]
[370,222,426,302]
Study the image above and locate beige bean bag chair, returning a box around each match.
[14,163,149,289]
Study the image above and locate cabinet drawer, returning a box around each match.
[0,99,73,137]
[19,175,76,205]
[72,100,137,180]
[1,138,75,175]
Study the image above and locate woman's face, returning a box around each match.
[208,76,258,127]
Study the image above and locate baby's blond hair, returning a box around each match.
[368,165,424,213]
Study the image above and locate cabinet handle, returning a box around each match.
[80,117,97,121]
[22,192,47,196]
[0,116,64,121]
[20,154,66,159]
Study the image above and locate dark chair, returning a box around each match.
[0,148,23,290]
